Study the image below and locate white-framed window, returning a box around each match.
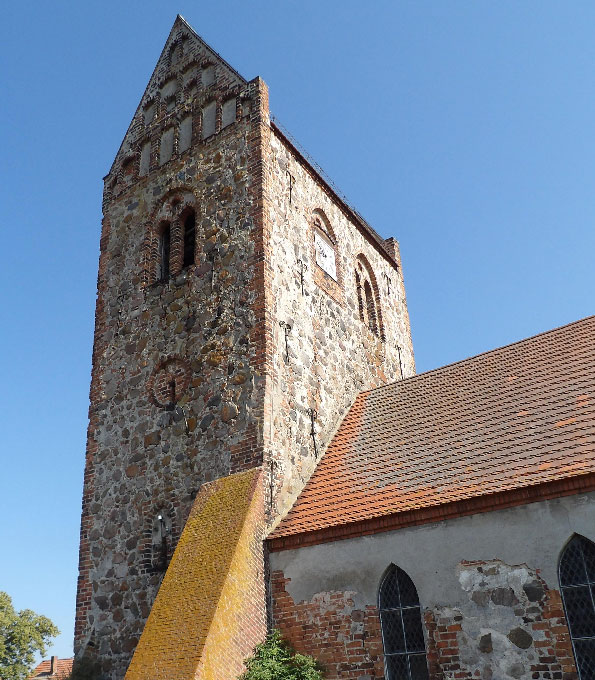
[314,229,337,280]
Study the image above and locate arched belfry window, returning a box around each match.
[355,255,384,340]
[559,535,595,676]
[145,190,197,286]
[379,565,428,680]
[182,210,196,268]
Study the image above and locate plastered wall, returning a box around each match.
[270,493,595,679]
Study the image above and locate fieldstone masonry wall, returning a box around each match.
[75,19,273,678]
[267,129,414,513]
[76,16,415,679]
[425,561,577,680]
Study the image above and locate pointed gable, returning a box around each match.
[108,15,247,176]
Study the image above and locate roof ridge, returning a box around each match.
[360,315,595,396]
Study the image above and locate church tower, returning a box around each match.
[75,16,414,679]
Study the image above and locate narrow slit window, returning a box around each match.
[559,535,595,677]
[183,212,196,268]
[159,224,171,282]
[379,565,428,680]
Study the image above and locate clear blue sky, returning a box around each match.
[1,0,593,661]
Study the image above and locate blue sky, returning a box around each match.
[1,0,593,661]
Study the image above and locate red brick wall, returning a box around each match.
[271,570,385,679]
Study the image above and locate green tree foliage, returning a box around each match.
[0,591,59,680]
[240,629,324,680]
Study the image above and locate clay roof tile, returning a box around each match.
[271,316,595,543]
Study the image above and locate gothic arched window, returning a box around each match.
[355,255,384,340]
[183,210,196,267]
[559,535,595,677]
[379,565,428,680]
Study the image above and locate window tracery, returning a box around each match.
[559,535,595,676]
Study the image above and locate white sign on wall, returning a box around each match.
[314,231,337,280]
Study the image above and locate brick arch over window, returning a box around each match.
[378,564,429,680]
[559,534,595,677]
[355,254,385,340]
[143,188,198,286]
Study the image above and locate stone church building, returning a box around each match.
[74,15,595,680]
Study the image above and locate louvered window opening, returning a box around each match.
[379,565,429,680]
[559,535,595,678]
[183,213,196,268]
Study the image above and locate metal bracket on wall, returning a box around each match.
[397,345,403,380]
[306,407,318,458]
[268,458,279,512]
[382,272,392,296]
[279,320,292,363]
[297,258,307,296]
[208,251,217,292]
[157,514,170,572]
[173,404,190,435]
[286,170,295,204]
[166,380,190,434]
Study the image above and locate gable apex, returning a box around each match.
[173,14,247,85]
[106,15,249,178]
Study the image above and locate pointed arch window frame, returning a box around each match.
[355,254,385,341]
[558,534,595,677]
[378,564,429,680]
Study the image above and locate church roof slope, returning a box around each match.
[270,316,595,549]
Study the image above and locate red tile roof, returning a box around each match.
[270,316,595,547]
[29,658,73,680]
